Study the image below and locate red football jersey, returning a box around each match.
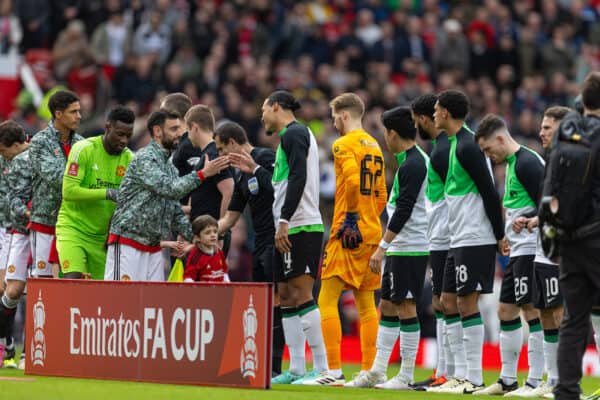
[183,247,228,282]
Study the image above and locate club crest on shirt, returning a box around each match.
[68,163,79,176]
[121,274,131,281]
[116,165,126,177]
[62,260,70,270]
[7,264,15,273]
[54,148,60,156]
[37,261,46,270]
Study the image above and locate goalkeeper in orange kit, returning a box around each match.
[303,93,387,386]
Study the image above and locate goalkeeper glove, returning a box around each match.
[336,212,362,249]
[106,188,119,202]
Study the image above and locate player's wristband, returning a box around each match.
[197,170,206,182]
[379,239,391,250]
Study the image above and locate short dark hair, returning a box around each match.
[381,106,417,140]
[266,90,301,112]
[214,121,248,145]
[107,105,135,125]
[147,109,179,137]
[544,106,572,121]
[48,90,80,119]
[192,214,218,235]
[581,72,600,111]
[185,105,215,132]
[0,120,26,147]
[474,114,507,142]
[330,93,365,118]
[161,93,192,119]
[437,90,469,120]
[411,93,437,119]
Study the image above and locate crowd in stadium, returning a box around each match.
[0,0,599,399]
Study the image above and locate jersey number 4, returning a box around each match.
[360,155,383,196]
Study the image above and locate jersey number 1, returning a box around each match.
[360,155,383,196]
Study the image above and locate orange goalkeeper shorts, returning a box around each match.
[321,238,380,291]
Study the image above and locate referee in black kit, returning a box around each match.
[214,121,285,377]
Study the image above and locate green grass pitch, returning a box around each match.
[2,363,600,400]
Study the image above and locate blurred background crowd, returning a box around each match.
[1,0,599,338]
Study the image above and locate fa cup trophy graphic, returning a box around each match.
[240,295,258,378]
[31,290,47,367]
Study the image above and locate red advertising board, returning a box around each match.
[25,279,273,388]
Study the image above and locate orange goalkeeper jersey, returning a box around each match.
[330,129,387,245]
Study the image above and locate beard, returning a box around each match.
[162,136,179,151]
[416,124,432,141]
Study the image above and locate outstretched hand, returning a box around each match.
[228,151,258,174]
[200,154,230,178]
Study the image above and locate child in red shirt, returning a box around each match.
[184,215,229,282]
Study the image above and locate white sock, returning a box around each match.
[399,318,420,382]
[444,320,455,377]
[299,303,328,373]
[527,320,544,386]
[591,312,600,358]
[543,329,559,386]
[371,317,400,375]
[462,313,484,386]
[446,315,466,379]
[435,313,447,377]
[328,368,343,378]
[281,307,306,375]
[499,318,522,385]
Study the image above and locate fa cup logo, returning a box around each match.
[240,295,258,378]
[31,290,46,366]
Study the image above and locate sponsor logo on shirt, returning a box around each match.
[68,163,79,176]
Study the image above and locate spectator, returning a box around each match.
[16,0,49,50]
[52,20,93,80]
[355,8,382,48]
[133,9,171,65]
[90,7,133,70]
[433,19,469,79]
[49,0,80,44]
[541,24,576,79]
[0,0,21,56]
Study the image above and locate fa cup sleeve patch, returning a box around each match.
[68,163,79,176]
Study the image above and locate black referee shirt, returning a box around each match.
[228,147,276,251]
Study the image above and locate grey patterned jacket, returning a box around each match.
[29,121,84,226]
[109,140,201,246]
[6,150,32,233]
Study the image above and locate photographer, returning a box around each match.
[553,72,600,400]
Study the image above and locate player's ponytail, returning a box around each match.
[267,90,302,112]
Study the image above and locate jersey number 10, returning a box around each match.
[360,154,383,196]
